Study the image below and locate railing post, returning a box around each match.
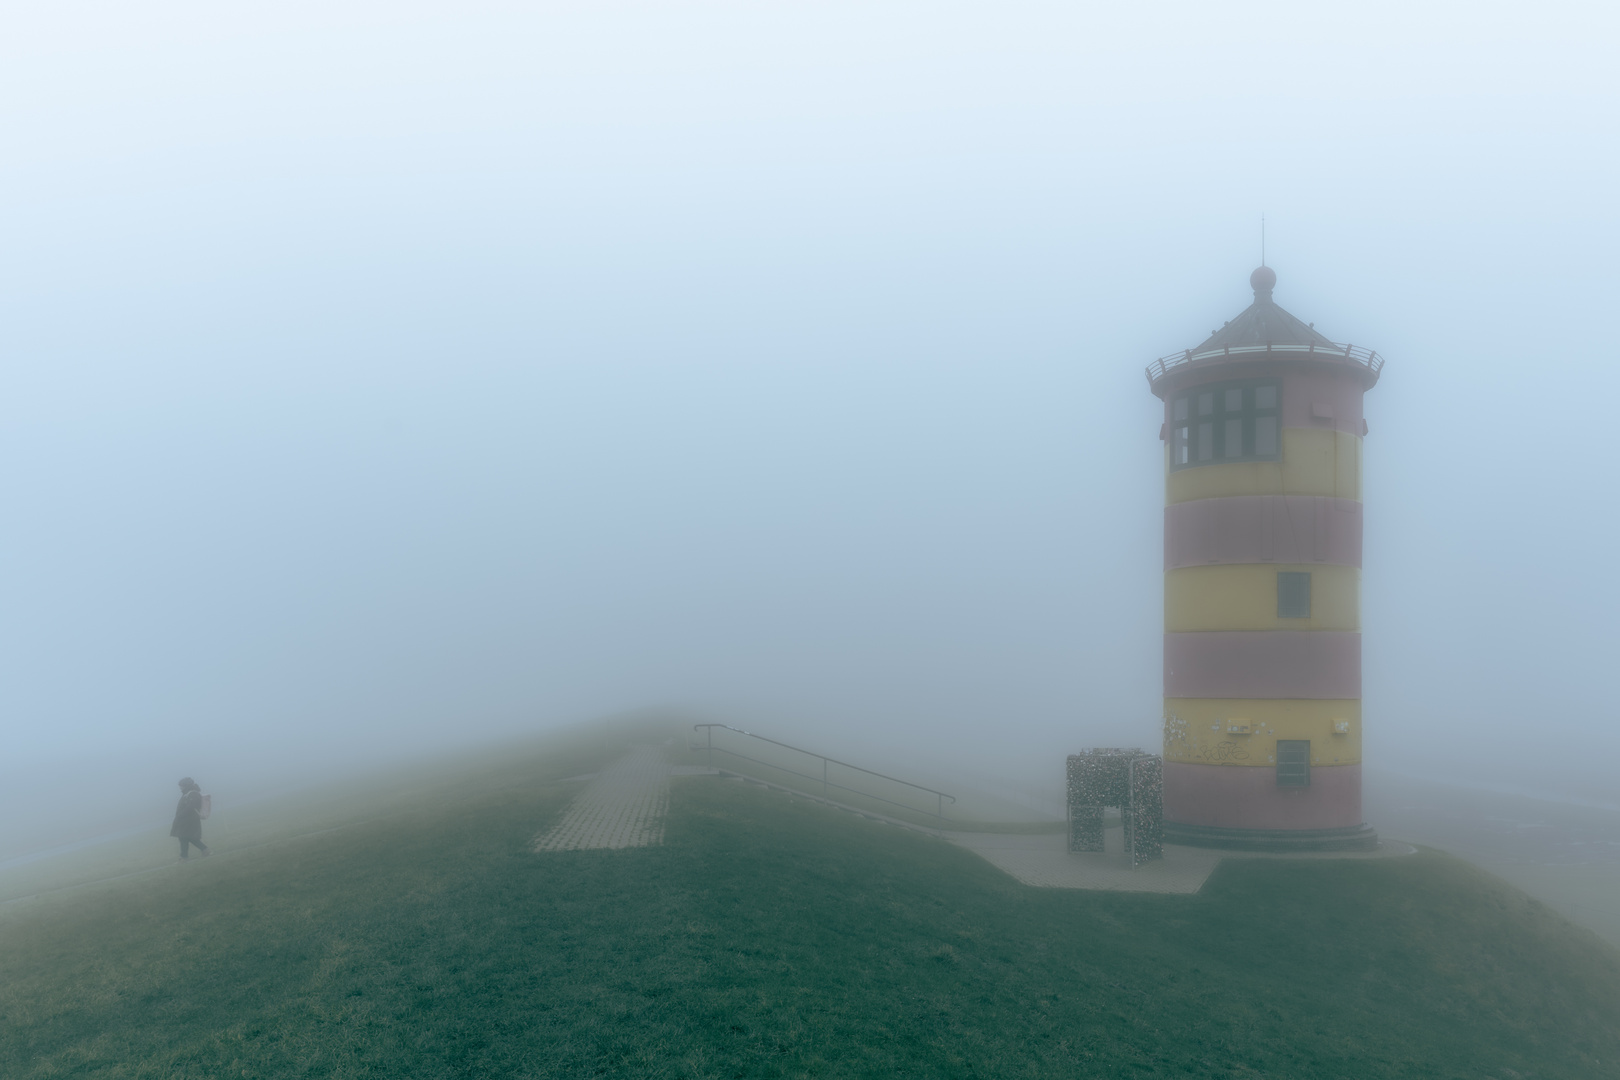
[823,758,828,795]
[707,727,712,770]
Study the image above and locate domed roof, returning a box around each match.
[1189,267,1335,353]
[1145,266,1384,396]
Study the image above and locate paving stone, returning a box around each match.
[531,746,678,852]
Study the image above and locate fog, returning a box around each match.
[3,1,1617,858]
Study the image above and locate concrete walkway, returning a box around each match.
[531,747,711,852]
[945,829,1224,894]
[945,826,1418,894]
[532,750,1419,893]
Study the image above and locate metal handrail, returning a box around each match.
[693,723,957,820]
[1144,341,1384,387]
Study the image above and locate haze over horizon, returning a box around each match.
[4,1,1618,853]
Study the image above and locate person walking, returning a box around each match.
[171,777,210,860]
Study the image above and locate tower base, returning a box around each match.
[1164,821,1378,852]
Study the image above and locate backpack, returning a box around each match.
[198,793,212,820]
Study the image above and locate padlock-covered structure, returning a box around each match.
[1066,748,1163,868]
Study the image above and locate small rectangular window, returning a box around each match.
[1254,385,1277,409]
[1198,422,1214,461]
[1198,391,1214,416]
[1277,740,1311,787]
[1174,397,1189,421]
[1225,388,1243,412]
[1224,418,1244,457]
[1254,415,1278,456]
[1277,571,1311,618]
[1176,427,1190,464]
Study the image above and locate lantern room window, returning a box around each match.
[1170,380,1281,470]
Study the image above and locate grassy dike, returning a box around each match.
[3,726,1618,1079]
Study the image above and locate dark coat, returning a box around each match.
[170,788,204,843]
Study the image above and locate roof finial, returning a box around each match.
[1250,215,1274,299]
[1250,263,1276,300]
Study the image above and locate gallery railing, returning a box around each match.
[692,723,956,822]
[1145,341,1384,387]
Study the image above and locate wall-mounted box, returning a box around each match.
[1332,718,1350,735]
[1226,720,1252,735]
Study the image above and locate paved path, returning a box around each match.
[532,751,1419,891]
[944,826,1418,895]
[531,747,709,852]
[945,829,1225,894]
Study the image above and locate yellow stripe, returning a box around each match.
[1166,428,1361,505]
[1163,699,1361,767]
[1166,564,1359,632]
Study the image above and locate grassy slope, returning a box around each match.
[3,732,1618,1079]
[1365,772,1620,949]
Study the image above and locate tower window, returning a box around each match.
[1277,572,1312,618]
[1254,415,1278,456]
[1169,379,1281,470]
[1277,740,1311,787]
[1172,396,1189,464]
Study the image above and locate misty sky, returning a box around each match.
[3,2,1618,818]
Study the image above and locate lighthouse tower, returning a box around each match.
[1147,266,1381,850]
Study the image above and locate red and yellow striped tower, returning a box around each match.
[1147,266,1381,851]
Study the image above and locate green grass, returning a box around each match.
[3,725,1618,1079]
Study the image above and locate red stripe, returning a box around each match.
[1163,761,1362,830]
[1165,631,1360,699]
[1165,496,1361,570]
[1277,366,1367,437]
